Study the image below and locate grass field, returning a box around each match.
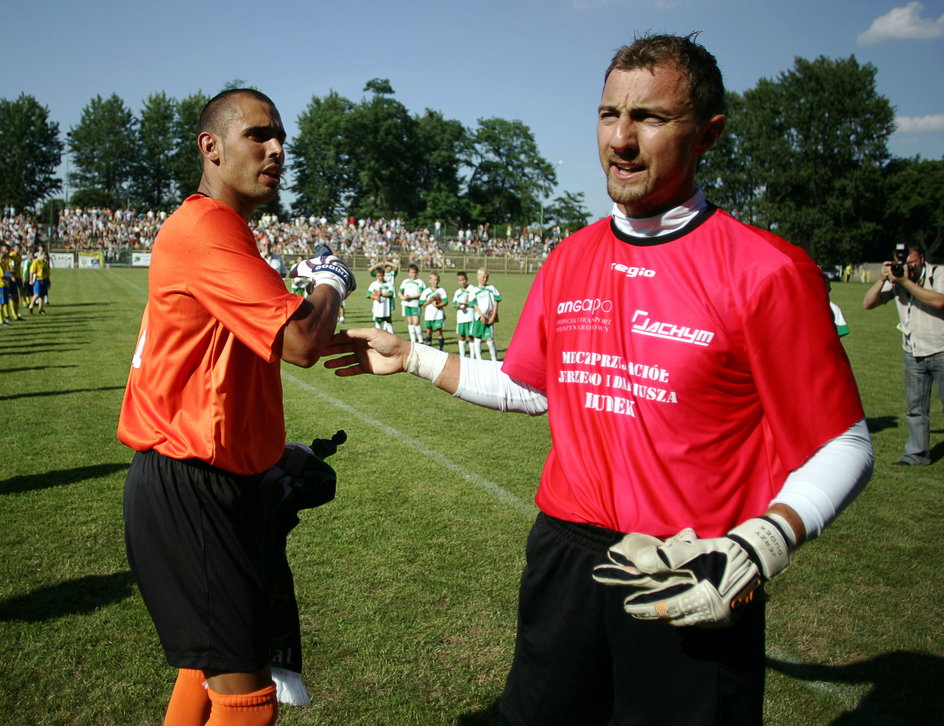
[1,268,942,725]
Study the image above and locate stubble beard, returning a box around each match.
[606,175,649,211]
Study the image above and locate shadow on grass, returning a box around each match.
[0,365,80,374]
[457,699,510,725]
[0,571,135,622]
[1,462,129,495]
[767,651,944,725]
[865,416,898,435]
[929,438,944,465]
[0,345,84,356]
[0,385,125,403]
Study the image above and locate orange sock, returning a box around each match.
[164,668,211,726]
[206,684,278,726]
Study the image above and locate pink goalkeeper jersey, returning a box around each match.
[502,208,864,537]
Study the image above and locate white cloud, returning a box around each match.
[896,114,944,133]
[858,2,944,44]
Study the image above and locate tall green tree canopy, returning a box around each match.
[465,117,558,226]
[883,157,944,258]
[544,190,591,233]
[414,109,468,227]
[289,91,356,219]
[171,91,209,200]
[68,93,138,208]
[743,55,895,263]
[346,79,421,218]
[0,94,63,210]
[132,92,177,209]
[696,91,763,226]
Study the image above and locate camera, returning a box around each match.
[891,245,907,278]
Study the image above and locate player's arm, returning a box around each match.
[279,250,356,367]
[897,274,944,310]
[279,287,343,367]
[594,419,873,627]
[487,299,499,324]
[862,261,895,309]
[323,328,547,415]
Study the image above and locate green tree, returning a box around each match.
[346,79,420,218]
[743,55,895,263]
[464,117,558,226]
[289,91,356,218]
[171,92,209,200]
[414,109,468,227]
[883,157,944,259]
[696,91,764,225]
[67,93,137,208]
[0,94,63,210]
[132,92,178,209]
[544,190,591,234]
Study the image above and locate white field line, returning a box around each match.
[281,372,876,720]
[104,267,869,721]
[282,370,537,517]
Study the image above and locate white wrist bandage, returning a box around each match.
[405,343,449,384]
[312,277,346,299]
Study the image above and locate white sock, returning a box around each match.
[487,340,497,360]
[458,340,466,357]
[472,339,482,359]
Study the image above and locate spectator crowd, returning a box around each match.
[46,208,566,268]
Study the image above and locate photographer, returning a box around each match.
[863,244,944,466]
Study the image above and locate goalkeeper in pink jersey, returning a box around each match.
[324,34,873,726]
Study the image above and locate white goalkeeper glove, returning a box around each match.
[592,514,795,627]
[289,246,356,300]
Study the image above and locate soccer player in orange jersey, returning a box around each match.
[118,89,354,726]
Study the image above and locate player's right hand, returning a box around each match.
[323,328,412,377]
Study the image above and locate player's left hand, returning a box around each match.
[323,328,412,377]
[592,515,794,627]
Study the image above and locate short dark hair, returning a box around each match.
[199,88,276,136]
[605,33,725,123]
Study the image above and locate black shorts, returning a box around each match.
[500,513,766,726]
[123,450,271,672]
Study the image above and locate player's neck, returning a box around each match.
[612,189,706,238]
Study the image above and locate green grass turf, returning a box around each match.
[1,269,941,725]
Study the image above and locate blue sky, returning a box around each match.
[3,0,942,219]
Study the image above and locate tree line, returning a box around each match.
[1,55,941,261]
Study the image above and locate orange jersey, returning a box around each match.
[118,195,304,474]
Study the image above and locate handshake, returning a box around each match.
[289,244,357,300]
[592,514,795,627]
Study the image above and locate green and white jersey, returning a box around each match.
[470,284,501,318]
[452,287,475,324]
[420,286,448,322]
[367,279,394,319]
[399,277,426,313]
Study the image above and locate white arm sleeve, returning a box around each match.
[453,357,548,415]
[770,418,874,539]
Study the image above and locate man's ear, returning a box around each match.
[695,114,725,155]
[198,131,220,163]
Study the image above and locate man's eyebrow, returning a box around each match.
[245,124,287,142]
